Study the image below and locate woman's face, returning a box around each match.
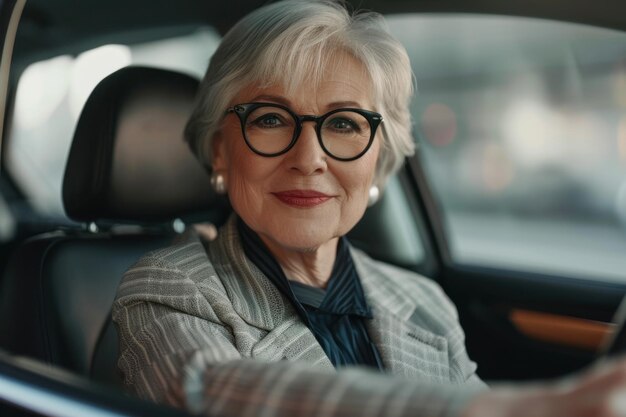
[212,54,380,252]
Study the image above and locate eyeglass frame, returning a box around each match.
[225,102,383,161]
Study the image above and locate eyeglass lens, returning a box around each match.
[244,106,372,159]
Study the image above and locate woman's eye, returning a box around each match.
[325,117,361,134]
[252,114,283,128]
[328,118,358,132]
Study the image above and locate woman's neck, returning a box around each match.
[258,235,338,289]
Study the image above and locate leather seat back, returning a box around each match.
[0,67,230,387]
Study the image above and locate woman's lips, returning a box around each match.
[272,190,332,208]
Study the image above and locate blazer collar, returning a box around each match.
[205,218,334,370]
[206,215,433,332]
[209,217,386,330]
[351,248,451,381]
[351,247,418,322]
[205,217,450,381]
[207,216,300,330]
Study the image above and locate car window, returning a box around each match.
[5,27,220,218]
[389,14,626,282]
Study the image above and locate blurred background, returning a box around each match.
[389,15,626,282]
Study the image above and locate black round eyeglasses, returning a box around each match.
[225,102,383,161]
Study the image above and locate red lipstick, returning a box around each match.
[272,190,332,208]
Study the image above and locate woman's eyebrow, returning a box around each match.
[249,94,292,106]
[326,100,365,109]
[247,96,368,111]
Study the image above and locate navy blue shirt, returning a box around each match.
[237,219,383,370]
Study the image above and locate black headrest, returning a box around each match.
[62,66,228,224]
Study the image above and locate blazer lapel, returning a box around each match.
[207,217,450,379]
[251,317,334,369]
[353,250,452,383]
[365,308,451,382]
[208,218,334,370]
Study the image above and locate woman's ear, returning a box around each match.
[211,132,228,172]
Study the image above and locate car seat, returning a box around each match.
[0,66,230,387]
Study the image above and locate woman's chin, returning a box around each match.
[261,222,341,253]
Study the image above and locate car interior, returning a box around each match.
[0,63,423,389]
[0,0,625,416]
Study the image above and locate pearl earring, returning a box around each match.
[368,185,380,207]
[210,172,227,194]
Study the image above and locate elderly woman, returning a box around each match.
[113,1,626,416]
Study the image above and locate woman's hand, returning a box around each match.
[463,357,626,417]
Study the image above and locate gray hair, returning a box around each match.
[184,0,415,188]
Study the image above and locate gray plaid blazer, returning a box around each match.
[113,216,486,417]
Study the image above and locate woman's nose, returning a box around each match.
[285,123,328,175]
